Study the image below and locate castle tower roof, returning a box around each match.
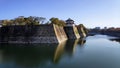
[66,18,74,24]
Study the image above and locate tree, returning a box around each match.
[1,16,47,26]
[27,16,46,25]
[50,17,59,24]
[59,20,66,26]
[49,17,66,26]
[36,17,46,24]
[2,20,13,26]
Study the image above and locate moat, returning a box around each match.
[0,35,120,68]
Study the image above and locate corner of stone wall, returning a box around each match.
[73,26,80,38]
[77,26,87,37]
[53,24,68,43]
[64,26,80,39]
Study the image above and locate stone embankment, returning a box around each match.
[0,24,67,43]
[0,24,88,43]
[64,26,80,39]
[77,25,88,37]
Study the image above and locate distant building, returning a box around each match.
[94,27,100,30]
[108,27,115,30]
[66,18,75,26]
[104,27,107,29]
[116,28,120,30]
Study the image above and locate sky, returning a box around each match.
[0,0,120,28]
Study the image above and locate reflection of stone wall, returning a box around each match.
[0,38,86,67]
[0,24,67,43]
[64,26,80,39]
[65,39,79,54]
[0,44,58,67]
[54,41,67,63]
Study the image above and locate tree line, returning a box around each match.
[0,16,88,33]
[0,16,66,27]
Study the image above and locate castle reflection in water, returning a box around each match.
[0,38,86,68]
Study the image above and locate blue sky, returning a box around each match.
[0,0,120,28]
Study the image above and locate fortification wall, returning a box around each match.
[77,26,86,37]
[0,24,67,43]
[64,26,80,39]
[54,25,68,43]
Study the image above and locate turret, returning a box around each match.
[66,18,75,26]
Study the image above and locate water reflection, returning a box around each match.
[109,38,120,43]
[54,41,66,63]
[65,39,80,56]
[78,38,86,46]
[0,38,86,68]
[0,44,58,68]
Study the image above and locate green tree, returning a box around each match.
[50,17,59,25]
[15,16,25,25]
[2,20,13,26]
[1,16,47,26]
[27,16,46,25]
[50,17,66,26]
[59,20,66,26]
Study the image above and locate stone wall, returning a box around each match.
[54,25,68,43]
[0,24,67,43]
[0,24,88,43]
[77,26,86,37]
[64,26,80,39]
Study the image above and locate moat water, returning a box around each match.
[0,35,120,68]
